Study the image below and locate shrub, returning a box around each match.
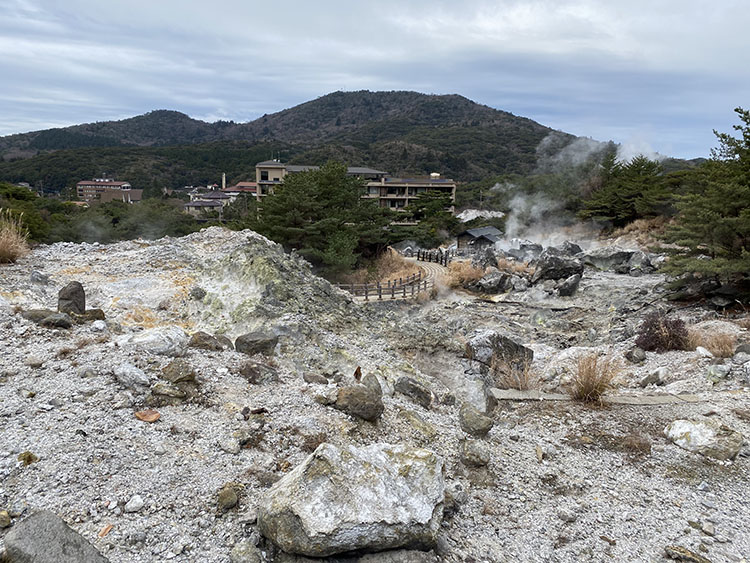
[491,355,538,391]
[687,329,737,358]
[446,261,485,288]
[635,312,689,352]
[0,208,29,263]
[570,353,620,403]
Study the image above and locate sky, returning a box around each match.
[1,0,748,159]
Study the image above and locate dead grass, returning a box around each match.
[496,257,533,276]
[446,261,485,288]
[570,353,620,404]
[687,329,737,358]
[611,216,670,246]
[341,249,421,285]
[732,317,750,330]
[491,356,538,391]
[0,208,29,264]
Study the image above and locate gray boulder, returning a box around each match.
[235,331,278,356]
[460,439,490,467]
[582,246,635,272]
[471,268,513,294]
[550,241,583,256]
[40,313,73,329]
[627,250,655,276]
[3,510,109,562]
[189,331,226,351]
[258,443,445,557]
[467,330,534,372]
[506,240,542,262]
[58,281,85,315]
[335,385,385,421]
[113,363,151,389]
[557,274,581,297]
[531,248,584,284]
[458,403,494,437]
[394,377,432,409]
[664,418,744,461]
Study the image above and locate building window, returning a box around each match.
[261,171,268,181]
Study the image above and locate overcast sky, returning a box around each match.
[1,0,748,159]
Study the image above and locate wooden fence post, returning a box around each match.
[377,282,382,300]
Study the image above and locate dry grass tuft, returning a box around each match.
[687,329,737,358]
[0,208,30,264]
[570,353,620,403]
[496,257,533,276]
[491,356,538,391]
[611,216,670,246]
[732,317,750,330]
[341,249,421,284]
[446,261,485,288]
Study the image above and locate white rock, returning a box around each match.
[90,320,107,332]
[696,346,713,358]
[124,494,145,513]
[113,363,151,389]
[258,442,445,557]
[123,326,189,357]
[664,418,744,461]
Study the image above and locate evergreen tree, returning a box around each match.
[662,108,750,282]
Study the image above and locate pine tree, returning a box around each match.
[662,108,750,282]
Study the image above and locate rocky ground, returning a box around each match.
[0,227,748,562]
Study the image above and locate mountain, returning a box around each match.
[0,91,573,188]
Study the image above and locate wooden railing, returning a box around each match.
[335,271,430,300]
[416,248,453,267]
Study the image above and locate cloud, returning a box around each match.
[0,0,748,158]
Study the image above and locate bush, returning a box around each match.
[570,353,619,403]
[635,312,689,352]
[0,208,29,263]
[446,261,485,288]
[491,355,538,391]
[687,329,737,358]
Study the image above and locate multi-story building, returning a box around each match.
[253,160,455,222]
[76,179,141,203]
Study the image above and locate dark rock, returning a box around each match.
[736,342,750,355]
[627,251,655,276]
[467,330,534,371]
[624,347,647,364]
[302,372,328,385]
[359,551,440,563]
[20,309,57,323]
[3,510,109,562]
[471,246,499,270]
[239,361,279,385]
[189,331,225,351]
[506,240,543,262]
[531,249,584,284]
[147,382,187,406]
[459,403,494,437]
[395,376,432,409]
[362,373,383,397]
[40,313,73,329]
[460,439,490,467]
[582,246,635,272]
[161,359,196,384]
[557,274,581,297]
[30,271,49,285]
[189,286,207,300]
[335,385,384,421]
[76,309,105,322]
[471,268,513,294]
[216,335,234,350]
[218,485,239,511]
[58,281,85,315]
[235,331,278,356]
[551,241,583,256]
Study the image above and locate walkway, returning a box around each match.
[346,256,449,302]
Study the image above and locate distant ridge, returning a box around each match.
[0,91,574,186]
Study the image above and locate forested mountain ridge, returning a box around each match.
[0,91,569,187]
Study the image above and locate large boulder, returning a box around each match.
[505,240,542,262]
[582,246,635,272]
[335,385,384,421]
[664,418,744,461]
[557,274,582,297]
[550,241,583,256]
[3,510,109,563]
[626,250,655,276]
[531,248,584,284]
[58,281,85,315]
[470,268,513,294]
[466,330,534,373]
[394,377,432,409]
[235,331,279,356]
[258,443,445,557]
